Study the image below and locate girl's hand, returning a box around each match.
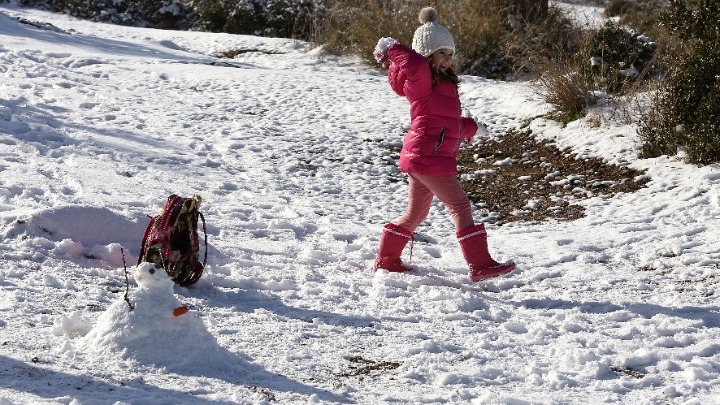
[463,123,487,144]
[462,110,490,138]
[374,37,397,65]
[476,121,490,136]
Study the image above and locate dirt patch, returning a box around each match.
[336,356,401,378]
[457,129,649,225]
[215,48,283,58]
[610,366,646,379]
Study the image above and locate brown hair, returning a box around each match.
[428,59,460,89]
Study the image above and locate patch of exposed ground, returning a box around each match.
[457,129,649,225]
[336,356,401,378]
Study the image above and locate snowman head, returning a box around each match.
[135,262,174,290]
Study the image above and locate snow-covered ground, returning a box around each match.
[551,0,608,28]
[1,2,719,404]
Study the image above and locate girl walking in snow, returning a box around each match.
[372,7,515,282]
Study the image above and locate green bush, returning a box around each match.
[191,0,325,39]
[638,0,720,164]
[17,0,63,11]
[19,0,193,28]
[18,0,323,36]
[576,22,657,94]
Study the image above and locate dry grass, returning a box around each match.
[535,58,596,124]
[315,0,418,66]
[315,0,578,78]
[502,5,584,79]
[440,0,507,77]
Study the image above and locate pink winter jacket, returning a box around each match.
[387,43,477,176]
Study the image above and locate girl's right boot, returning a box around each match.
[374,223,413,272]
[457,224,515,282]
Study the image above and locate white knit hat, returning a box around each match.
[411,7,455,58]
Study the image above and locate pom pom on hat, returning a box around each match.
[412,7,455,57]
[418,6,439,24]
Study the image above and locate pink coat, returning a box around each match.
[387,44,477,176]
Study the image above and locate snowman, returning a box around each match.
[77,263,232,372]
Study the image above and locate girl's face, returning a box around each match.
[430,48,454,73]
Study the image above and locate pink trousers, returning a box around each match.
[394,173,474,233]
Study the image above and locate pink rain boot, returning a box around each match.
[374,223,413,272]
[457,224,515,282]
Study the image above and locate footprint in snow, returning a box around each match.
[423,246,442,258]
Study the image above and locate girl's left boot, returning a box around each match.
[457,224,515,282]
[374,223,413,272]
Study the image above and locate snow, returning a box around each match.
[1,2,720,404]
[551,0,609,29]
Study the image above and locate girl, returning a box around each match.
[372,7,515,282]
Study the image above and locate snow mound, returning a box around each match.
[77,263,240,373]
[5,205,146,247]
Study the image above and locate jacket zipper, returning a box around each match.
[433,127,445,155]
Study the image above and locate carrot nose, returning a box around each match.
[173,306,189,317]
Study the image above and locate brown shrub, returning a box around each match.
[315,0,581,79]
[537,64,596,124]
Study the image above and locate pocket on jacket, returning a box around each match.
[433,128,446,155]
